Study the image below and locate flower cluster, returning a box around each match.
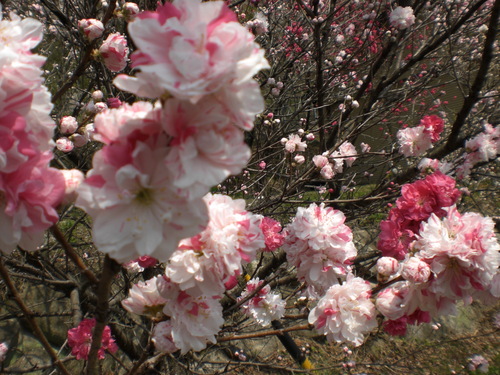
[153,276,225,354]
[67,318,118,360]
[308,274,377,346]
[376,197,499,335]
[389,6,416,30]
[114,0,268,130]
[0,11,65,253]
[165,193,265,297]
[312,141,357,179]
[238,278,286,326]
[397,115,444,157]
[378,171,461,260]
[457,123,499,178]
[76,0,268,264]
[283,203,357,296]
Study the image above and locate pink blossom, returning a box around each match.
[67,318,118,360]
[162,98,250,198]
[0,342,7,363]
[320,164,334,179]
[308,274,377,346]
[259,161,266,169]
[152,321,178,353]
[0,114,32,173]
[76,106,209,263]
[467,355,489,373]
[0,153,65,253]
[259,217,284,251]
[157,277,224,354]
[414,206,500,300]
[465,130,498,162]
[417,158,447,174]
[338,141,357,167]
[313,155,329,168]
[78,18,104,41]
[60,169,85,204]
[165,193,264,296]
[397,125,432,157]
[99,33,129,72]
[378,172,461,259]
[60,116,79,134]
[376,282,409,320]
[389,6,415,30]
[284,203,357,296]
[76,142,209,263]
[238,278,286,326]
[247,13,268,35]
[83,123,95,141]
[114,0,269,130]
[360,142,371,153]
[378,210,417,260]
[0,13,56,152]
[56,137,74,152]
[294,154,305,164]
[121,276,168,316]
[284,134,307,153]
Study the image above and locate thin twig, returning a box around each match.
[0,257,72,375]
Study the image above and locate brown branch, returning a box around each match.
[86,255,121,375]
[50,225,99,285]
[218,323,312,342]
[0,257,71,375]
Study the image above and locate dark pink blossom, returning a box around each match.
[67,318,118,360]
[420,115,444,143]
[259,217,285,252]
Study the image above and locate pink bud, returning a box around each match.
[94,102,108,113]
[56,137,74,152]
[60,116,79,134]
[92,90,104,101]
[376,257,399,277]
[122,2,140,18]
[78,19,104,41]
[70,134,88,147]
[401,257,430,283]
[294,155,305,164]
[259,161,266,169]
[306,133,315,141]
[107,97,123,108]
